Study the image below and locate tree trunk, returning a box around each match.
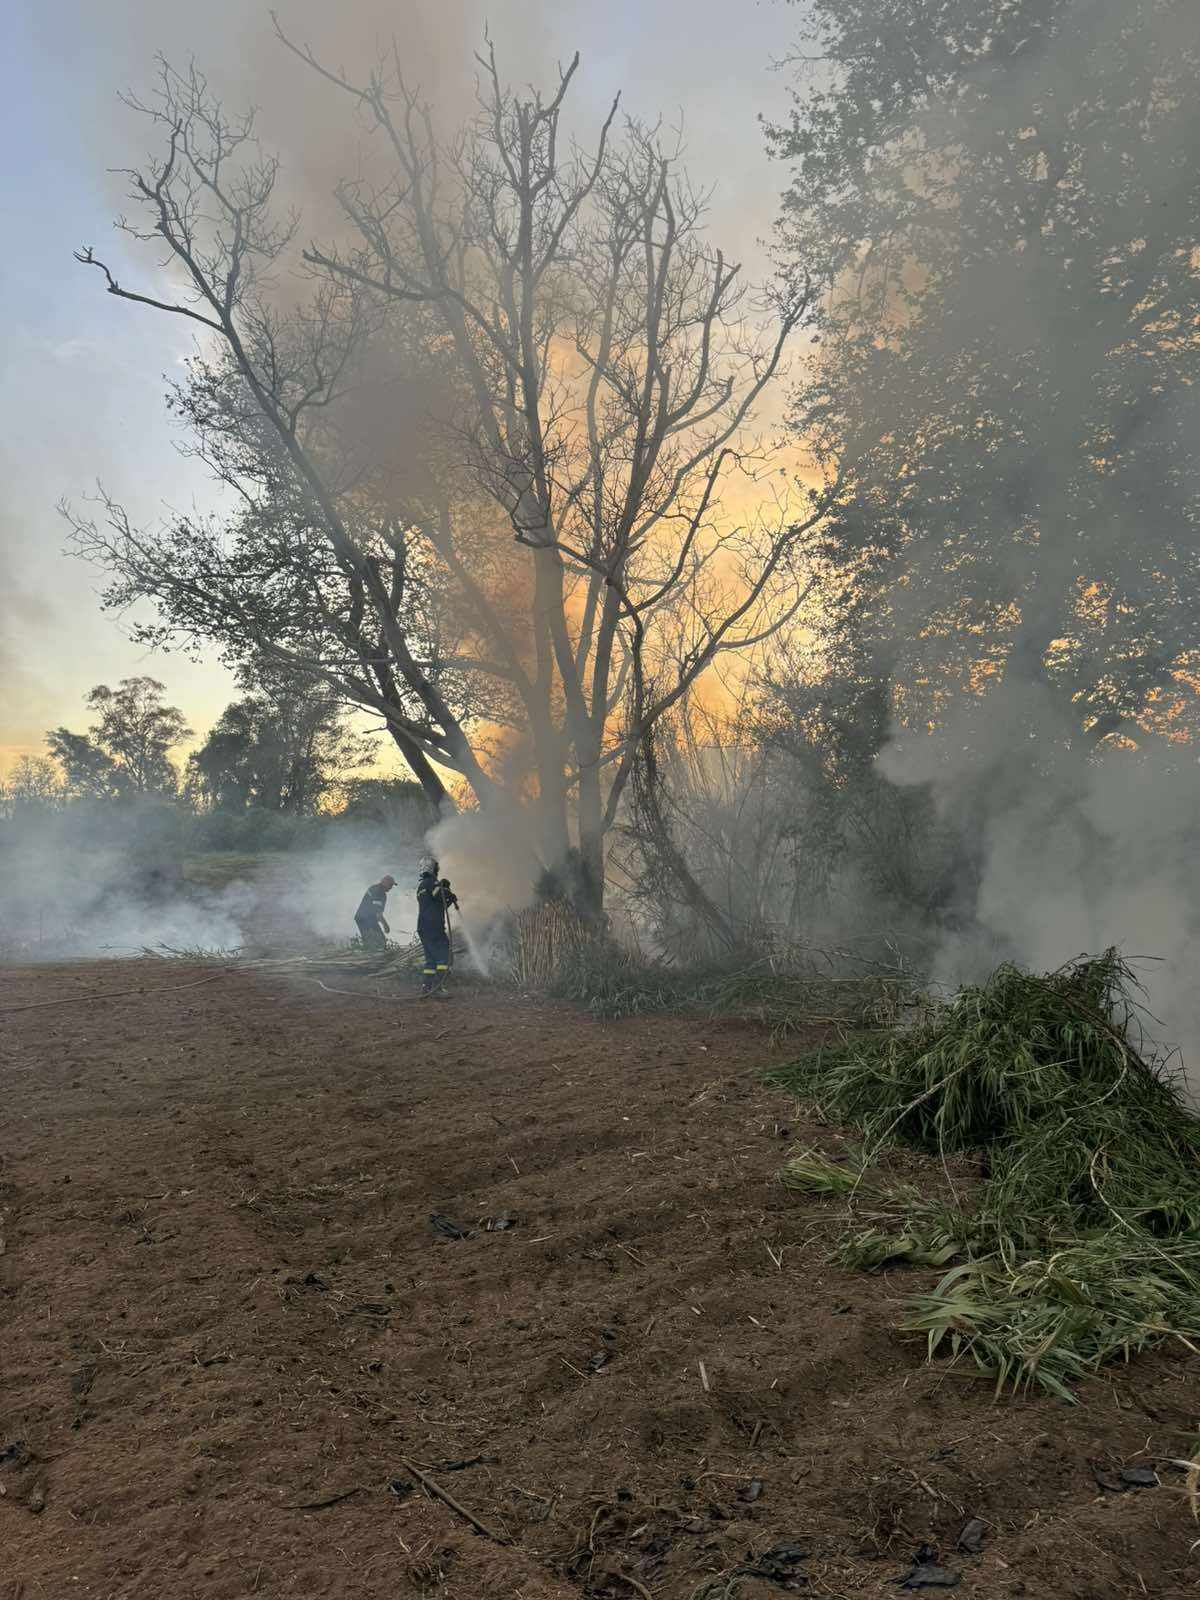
[632,726,740,953]
[576,751,606,918]
[538,761,572,868]
[387,727,453,820]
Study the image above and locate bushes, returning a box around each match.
[189,806,330,854]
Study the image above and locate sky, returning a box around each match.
[0,0,803,775]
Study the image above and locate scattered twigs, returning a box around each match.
[510,1483,558,1521]
[398,1455,509,1544]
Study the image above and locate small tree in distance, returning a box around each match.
[47,676,191,800]
[188,673,373,815]
[0,756,66,817]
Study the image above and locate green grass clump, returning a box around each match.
[544,938,679,1014]
[770,950,1200,1398]
[780,1148,865,1195]
[901,1237,1200,1401]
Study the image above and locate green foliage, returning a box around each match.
[771,952,1200,1396]
[546,942,699,1016]
[772,0,1200,737]
[45,725,123,800]
[779,1148,863,1196]
[900,1240,1200,1404]
[188,672,373,815]
[188,806,330,854]
[47,676,191,800]
[338,776,427,828]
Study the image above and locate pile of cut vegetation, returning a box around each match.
[770,951,1200,1399]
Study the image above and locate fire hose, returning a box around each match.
[436,880,458,992]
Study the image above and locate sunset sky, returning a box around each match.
[1,0,802,776]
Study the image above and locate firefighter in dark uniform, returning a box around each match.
[416,858,457,996]
[354,874,396,951]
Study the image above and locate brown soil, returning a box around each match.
[1,960,1195,1599]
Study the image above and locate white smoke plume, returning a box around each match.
[879,687,1200,1078]
[0,804,430,960]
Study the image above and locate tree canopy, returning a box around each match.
[47,676,191,799]
[771,0,1200,746]
[187,670,370,815]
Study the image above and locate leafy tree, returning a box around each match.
[44,727,121,799]
[47,676,191,798]
[337,775,427,830]
[188,674,371,814]
[770,0,1200,744]
[753,638,972,937]
[0,755,65,817]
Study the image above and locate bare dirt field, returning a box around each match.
[1,961,1196,1598]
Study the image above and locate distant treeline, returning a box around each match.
[2,673,429,852]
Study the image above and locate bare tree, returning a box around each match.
[73,40,839,903]
[69,61,492,817]
[281,28,840,901]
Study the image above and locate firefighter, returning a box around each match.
[354,874,396,951]
[416,856,458,997]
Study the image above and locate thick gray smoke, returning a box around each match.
[879,691,1200,1069]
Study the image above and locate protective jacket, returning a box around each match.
[416,871,455,936]
[355,882,390,926]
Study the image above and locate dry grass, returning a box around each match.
[503,900,598,987]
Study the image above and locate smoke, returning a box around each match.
[32,0,788,253]
[424,802,550,973]
[0,799,429,960]
[761,1,1200,1080]
[878,684,1200,1076]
